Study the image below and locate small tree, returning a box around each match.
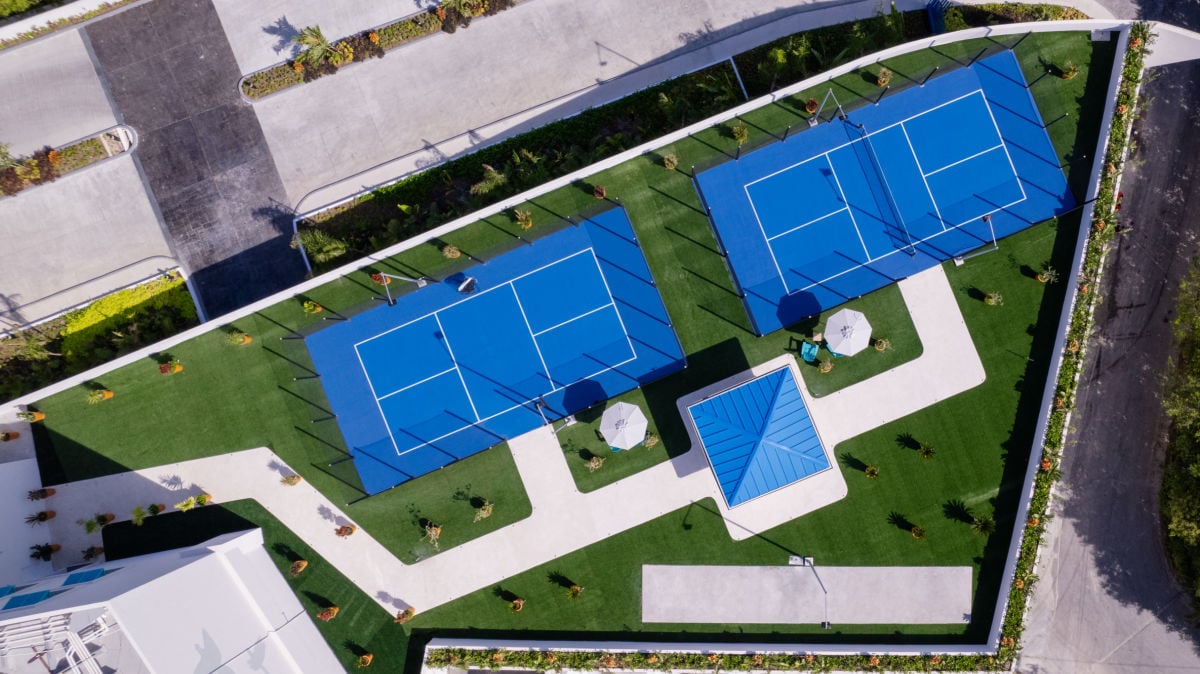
[469,164,508,195]
[918,443,935,460]
[911,525,926,539]
[587,455,605,472]
[513,209,534,231]
[293,25,332,67]
[131,506,147,526]
[731,122,750,147]
[876,67,892,87]
[473,499,494,522]
[567,584,584,600]
[289,560,308,577]
[292,229,348,265]
[442,245,462,259]
[971,515,996,536]
[865,465,879,479]
[984,291,1004,306]
[394,607,415,624]
[1037,265,1060,284]
[316,606,340,621]
[1061,60,1079,79]
[0,143,18,170]
[662,153,679,171]
[424,523,442,550]
[873,338,891,352]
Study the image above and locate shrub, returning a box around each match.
[60,272,197,358]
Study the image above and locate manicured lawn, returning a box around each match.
[29,31,1113,661]
[792,284,922,397]
[221,500,414,672]
[31,321,532,565]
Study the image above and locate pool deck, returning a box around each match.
[25,263,984,616]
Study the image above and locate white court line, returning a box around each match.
[352,345,403,461]
[921,143,1007,178]
[394,354,640,457]
[353,248,595,348]
[365,246,645,458]
[532,302,613,337]
[377,366,458,401]
[745,89,985,187]
[899,123,946,231]
[535,306,638,389]
[743,185,791,293]
[981,94,1028,203]
[433,313,480,422]
[587,252,638,360]
[823,154,872,262]
[791,193,1027,294]
[509,285,553,388]
[766,206,849,242]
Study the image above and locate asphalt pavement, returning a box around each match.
[1017,3,1200,670]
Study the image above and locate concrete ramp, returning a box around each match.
[642,564,972,624]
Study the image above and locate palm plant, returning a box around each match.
[469,164,507,195]
[731,122,750,147]
[0,143,17,170]
[918,443,935,460]
[971,515,996,536]
[292,25,332,67]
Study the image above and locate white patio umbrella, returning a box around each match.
[825,308,872,356]
[599,402,648,450]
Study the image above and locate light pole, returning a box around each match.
[374,273,431,306]
[789,555,831,629]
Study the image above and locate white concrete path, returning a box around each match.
[34,264,984,617]
[801,264,987,444]
[642,564,972,624]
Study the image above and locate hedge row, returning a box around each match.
[0,272,199,400]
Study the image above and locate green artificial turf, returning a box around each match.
[219,500,414,671]
[30,32,1113,662]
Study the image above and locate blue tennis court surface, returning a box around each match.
[306,208,685,494]
[696,51,1075,334]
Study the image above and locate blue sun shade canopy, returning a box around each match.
[688,367,829,507]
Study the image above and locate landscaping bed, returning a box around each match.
[240,0,518,99]
[0,128,127,198]
[1,271,198,401]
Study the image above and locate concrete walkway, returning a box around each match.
[641,564,972,624]
[801,264,987,444]
[36,263,985,618]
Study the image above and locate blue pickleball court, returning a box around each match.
[697,50,1076,334]
[306,208,685,494]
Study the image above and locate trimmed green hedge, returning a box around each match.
[0,272,199,400]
